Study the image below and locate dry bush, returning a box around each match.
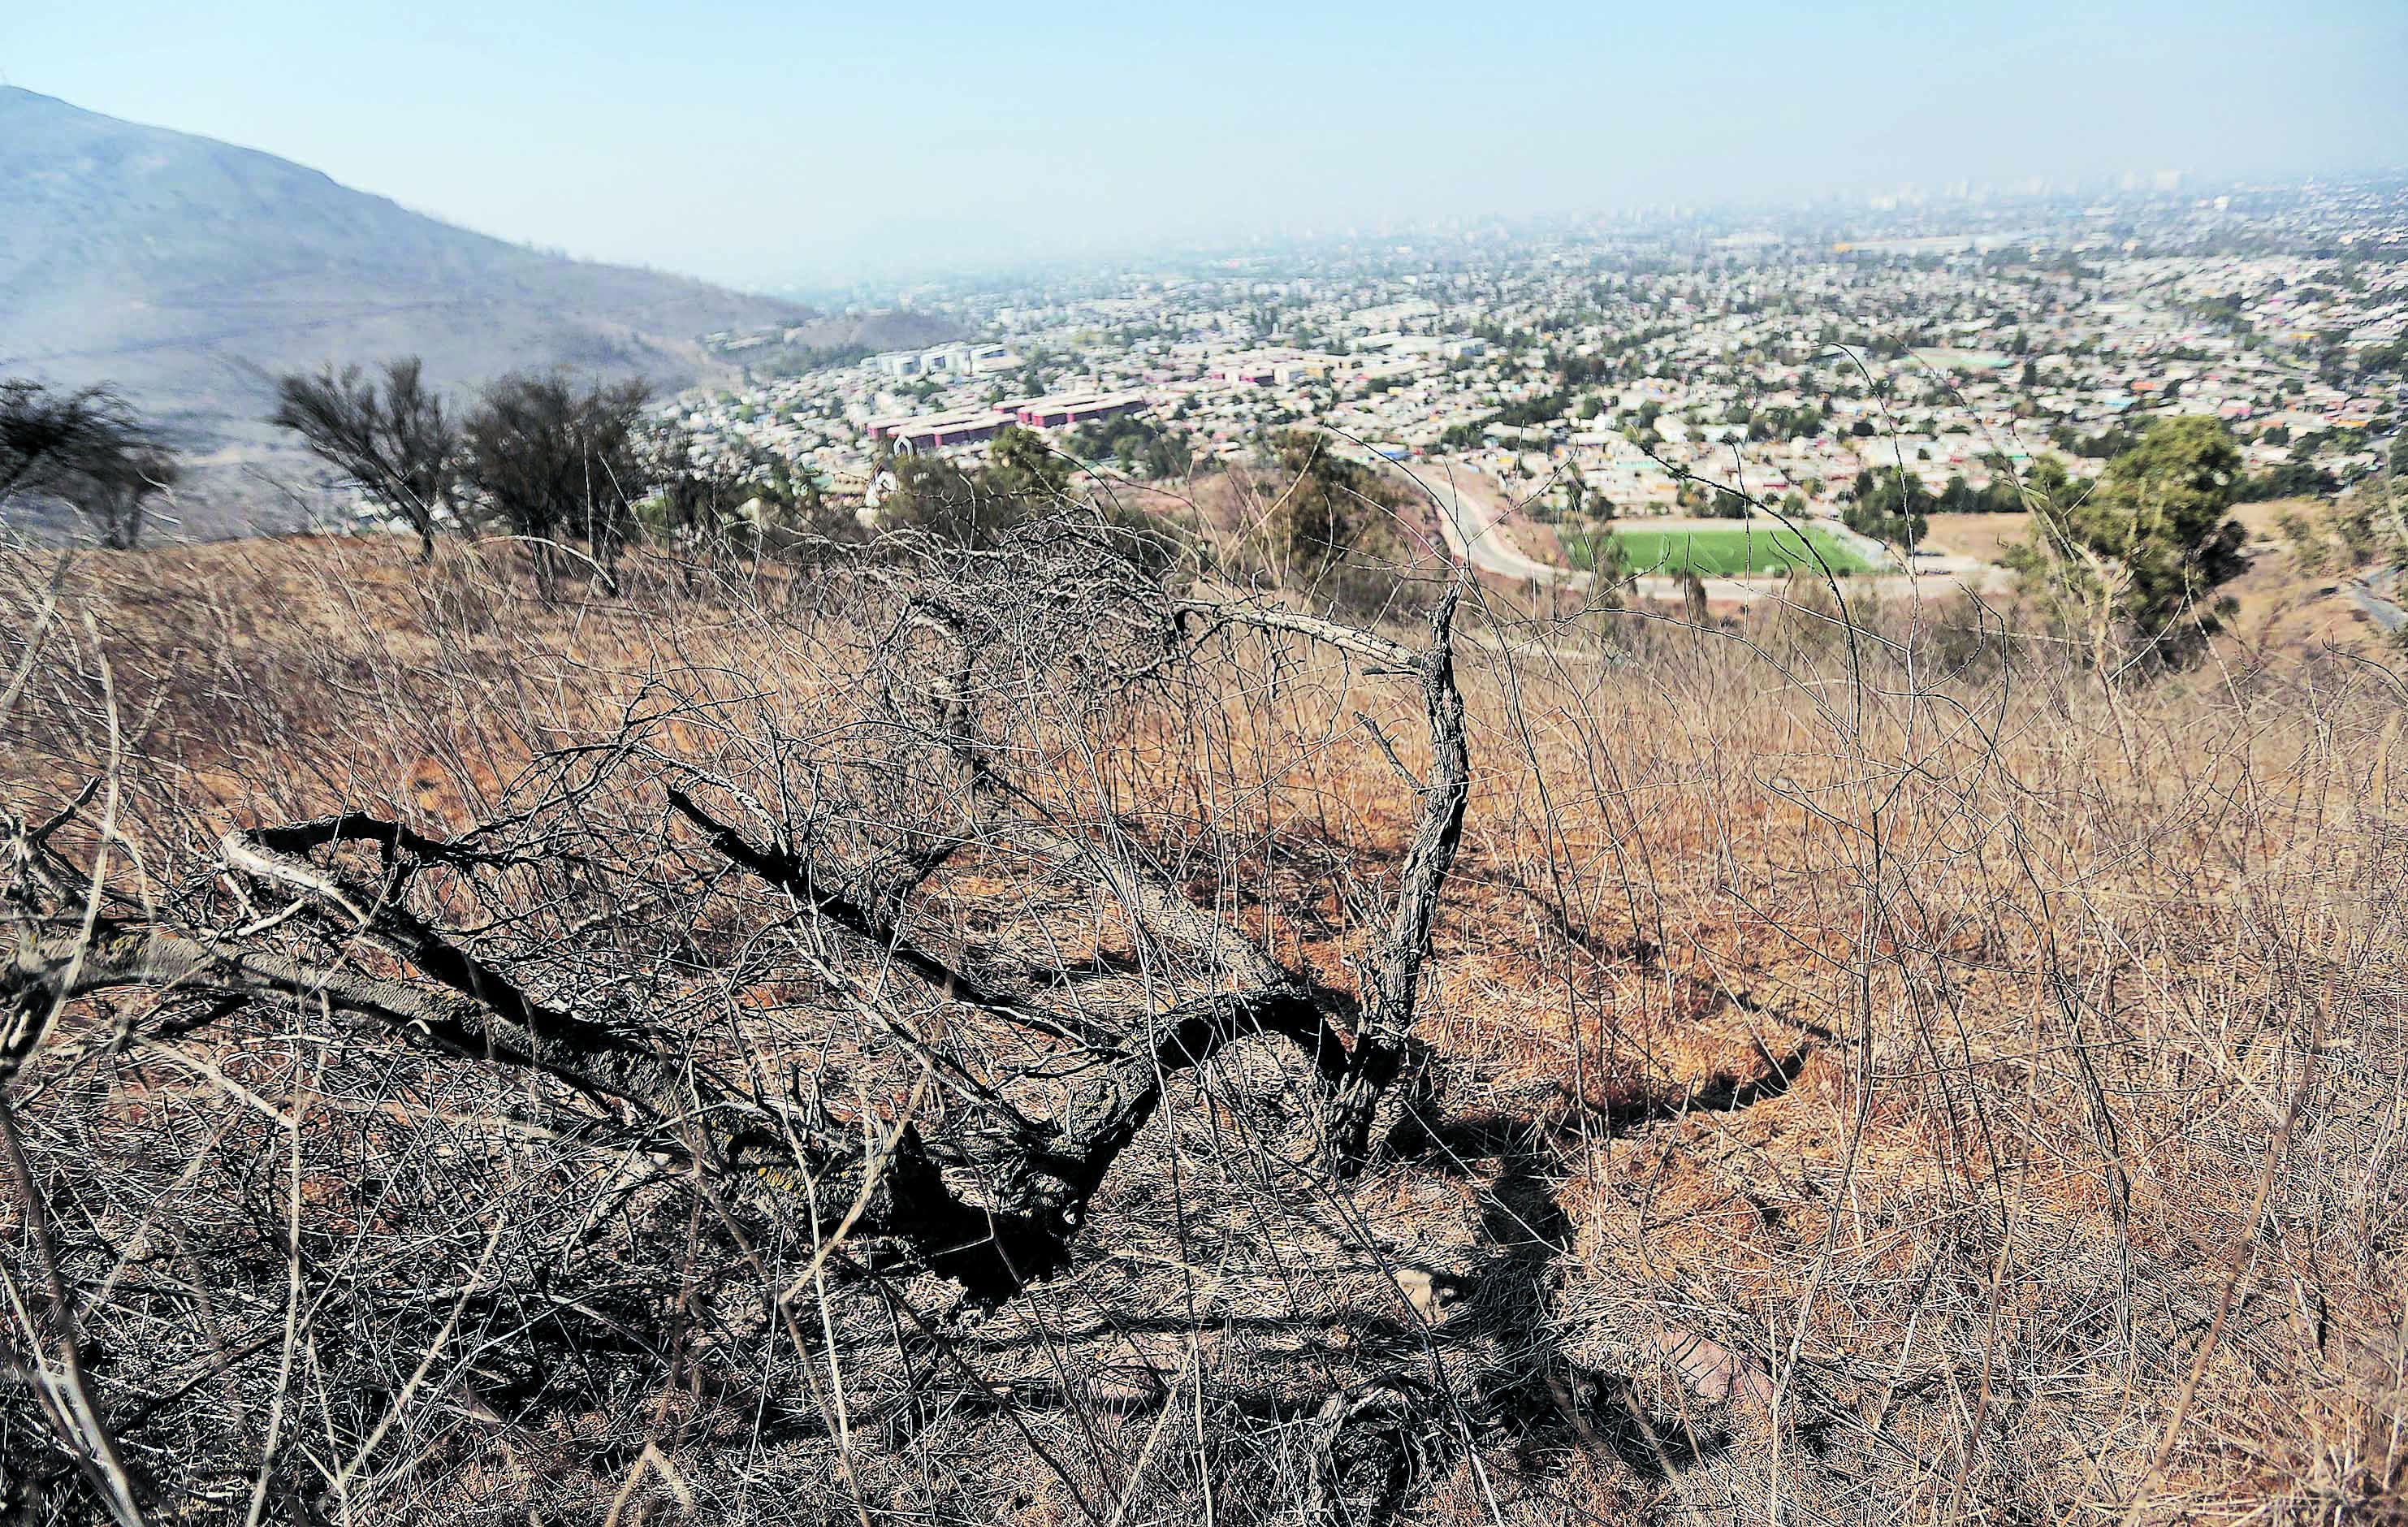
[0,525,2402,1526]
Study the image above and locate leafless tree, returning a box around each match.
[0,381,179,548]
[458,370,653,577]
[268,359,457,559]
[0,514,1483,1520]
[83,449,179,552]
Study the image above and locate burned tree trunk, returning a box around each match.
[2,564,1476,1315]
[1178,576,1474,1166]
[1329,583,1472,1164]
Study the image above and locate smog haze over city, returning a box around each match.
[6,0,2404,287]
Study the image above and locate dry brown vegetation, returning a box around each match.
[1,516,2403,1525]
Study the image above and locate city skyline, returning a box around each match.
[6,0,2404,290]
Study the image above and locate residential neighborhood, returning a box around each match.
[670,177,2405,544]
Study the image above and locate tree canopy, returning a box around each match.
[2016,415,2248,667]
[1843,467,1931,546]
[458,371,655,569]
[1256,431,1407,602]
[878,426,1181,576]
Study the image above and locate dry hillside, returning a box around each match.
[0,522,2402,1525]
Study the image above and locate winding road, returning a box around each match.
[1379,453,2008,604]
[1388,457,1572,585]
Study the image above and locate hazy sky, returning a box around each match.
[7,1,2402,290]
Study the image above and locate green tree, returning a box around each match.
[646,430,854,556]
[1843,468,1930,546]
[877,454,1014,547]
[1579,526,1635,608]
[2017,456,2078,512]
[1265,431,1389,571]
[984,424,1074,504]
[879,426,1182,577]
[1066,416,1194,481]
[2237,461,2340,501]
[1243,432,1407,608]
[2012,416,2248,668]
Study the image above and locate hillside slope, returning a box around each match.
[0,89,947,530]
[0,535,2396,1521]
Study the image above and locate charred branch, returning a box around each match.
[1178,580,1473,1165]
[5,560,1477,1337]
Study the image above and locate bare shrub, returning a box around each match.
[0,507,2400,1525]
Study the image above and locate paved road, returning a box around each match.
[1381,454,2015,605]
[2349,566,2406,634]
[1388,457,1571,584]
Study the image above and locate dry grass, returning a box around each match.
[1921,512,2033,566]
[2,530,2403,1525]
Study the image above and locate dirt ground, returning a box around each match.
[2,533,2402,1525]
[1921,510,2033,565]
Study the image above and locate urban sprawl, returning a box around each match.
[674,178,2406,568]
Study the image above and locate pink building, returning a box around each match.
[1014,392,1149,429]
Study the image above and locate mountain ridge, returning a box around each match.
[0,88,949,531]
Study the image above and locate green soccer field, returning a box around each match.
[1564,524,1876,577]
